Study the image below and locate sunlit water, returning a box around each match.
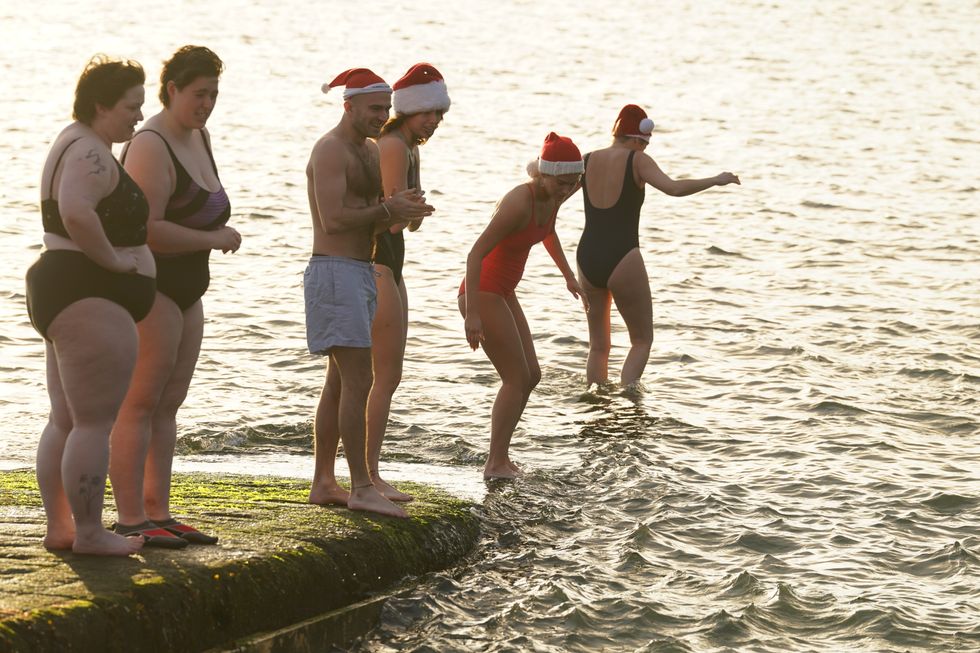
[1,1,978,651]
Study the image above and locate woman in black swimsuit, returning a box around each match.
[26,56,152,556]
[109,46,240,548]
[576,104,740,388]
[370,63,450,500]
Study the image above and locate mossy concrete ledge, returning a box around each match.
[0,469,480,652]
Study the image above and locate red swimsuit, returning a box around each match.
[459,183,557,297]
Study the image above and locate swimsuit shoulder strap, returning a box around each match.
[46,137,84,198]
[200,129,220,178]
[624,150,637,187]
[128,129,180,164]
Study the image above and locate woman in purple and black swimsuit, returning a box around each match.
[109,46,241,548]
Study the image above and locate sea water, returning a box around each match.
[0,1,977,650]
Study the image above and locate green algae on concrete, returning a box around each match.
[0,469,480,653]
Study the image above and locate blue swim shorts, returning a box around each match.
[303,255,377,355]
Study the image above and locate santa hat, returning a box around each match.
[537,132,584,176]
[321,68,392,99]
[612,104,655,141]
[392,63,451,115]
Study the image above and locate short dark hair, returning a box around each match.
[72,55,145,124]
[159,46,224,107]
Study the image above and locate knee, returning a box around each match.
[347,374,375,401]
[120,391,163,422]
[47,411,72,436]
[630,335,653,351]
[371,364,402,397]
[508,367,539,395]
[528,367,541,391]
[155,390,188,418]
[589,338,611,356]
[630,330,654,349]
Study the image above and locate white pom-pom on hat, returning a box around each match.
[639,117,655,134]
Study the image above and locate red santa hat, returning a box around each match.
[392,63,451,115]
[537,132,584,176]
[322,68,392,99]
[612,104,655,141]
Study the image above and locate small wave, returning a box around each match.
[699,608,753,643]
[900,541,980,578]
[719,570,767,598]
[800,200,845,210]
[922,493,979,514]
[706,245,752,259]
[897,366,977,383]
[177,422,311,455]
[808,400,870,415]
[736,531,802,554]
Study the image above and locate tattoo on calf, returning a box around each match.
[84,149,107,176]
[77,474,104,517]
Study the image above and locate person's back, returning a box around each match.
[578,147,645,289]
[575,103,739,387]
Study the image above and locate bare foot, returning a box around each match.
[348,485,408,518]
[72,529,143,556]
[43,521,75,550]
[372,475,414,502]
[309,481,350,506]
[484,462,523,480]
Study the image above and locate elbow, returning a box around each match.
[145,220,166,248]
[60,212,85,232]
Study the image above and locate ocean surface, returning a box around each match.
[1,1,978,651]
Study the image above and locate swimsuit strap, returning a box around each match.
[581,152,592,205]
[46,137,84,198]
[200,130,221,179]
[624,150,637,189]
[123,129,197,193]
[126,129,180,163]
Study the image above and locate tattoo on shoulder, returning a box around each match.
[84,149,107,176]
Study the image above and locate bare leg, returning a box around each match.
[502,293,540,474]
[309,359,349,505]
[110,293,182,526]
[47,299,143,556]
[578,265,613,386]
[460,292,536,479]
[143,299,203,522]
[366,266,412,501]
[607,249,653,386]
[36,341,75,550]
[331,347,407,518]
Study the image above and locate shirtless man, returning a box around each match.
[304,68,433,518]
